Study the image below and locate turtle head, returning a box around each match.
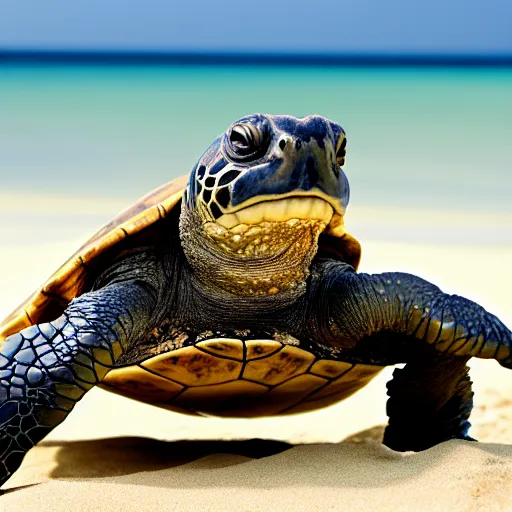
[183,114,349,230]
[180,114,359,297]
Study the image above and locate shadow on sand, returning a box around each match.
[21,425,509,490]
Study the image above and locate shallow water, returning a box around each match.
[0,65,511,246]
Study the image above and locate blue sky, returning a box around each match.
[1,0,511,54]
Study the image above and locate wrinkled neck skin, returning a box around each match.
[175,207,327,331]
[180,268,307,333]
[179,207,324,298]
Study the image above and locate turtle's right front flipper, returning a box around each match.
[0,280,156,488]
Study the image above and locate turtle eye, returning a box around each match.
[225,119,270,162]
[336,137,347,167]
[229,124,253,151]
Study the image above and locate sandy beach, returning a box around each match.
[1,197,512,511]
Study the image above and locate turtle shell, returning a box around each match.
[0,176,361,344]
[0,175,188,342]
[100,336,383,417]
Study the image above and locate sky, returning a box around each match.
[1,0,511,54]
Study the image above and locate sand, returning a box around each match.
[1,203,512,511]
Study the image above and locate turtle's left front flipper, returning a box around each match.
[0,281,156,488]
[325,264,512,363]
[320,262,512,451]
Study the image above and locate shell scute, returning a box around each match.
[304,363,383,404]
[103,365,184,403]
[309,359,353,379]
[171,380,269,417]
[245,340,283,360]
[141,346,243,386]
[196,339,244,361]
[250,374,328,416]
[242,345,315,386]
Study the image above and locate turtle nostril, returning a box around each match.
[278,138,287,151]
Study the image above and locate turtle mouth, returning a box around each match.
[187,193,348,296]
[211,194,345,237]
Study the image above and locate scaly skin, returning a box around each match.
[0,282,155,487]
[314,263,512,450]
[323,266,512,364]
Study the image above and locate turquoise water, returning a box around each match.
[1,65,511,214]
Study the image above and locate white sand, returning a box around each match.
[1,203,512,510]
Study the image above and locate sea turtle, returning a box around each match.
[0,113,511,487]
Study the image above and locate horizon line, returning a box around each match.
[1,49,512,67]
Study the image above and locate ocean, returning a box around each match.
[0,64,511,247]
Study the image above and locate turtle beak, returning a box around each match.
[215,194,336,230]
